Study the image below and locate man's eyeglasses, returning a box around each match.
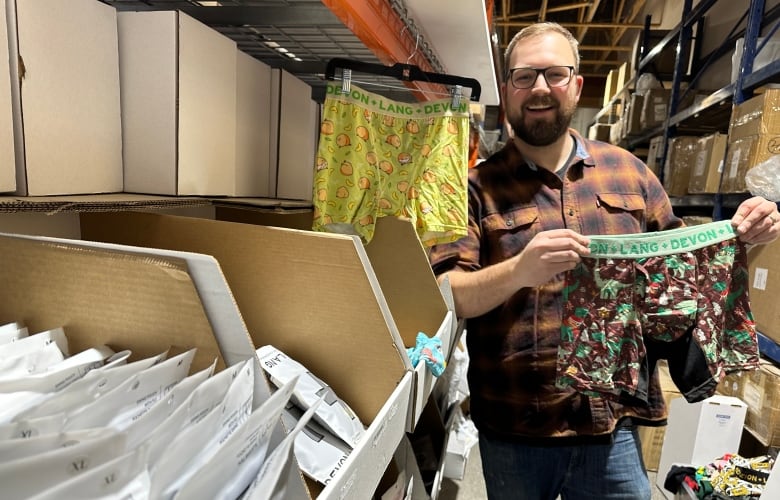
[507,66,575,90]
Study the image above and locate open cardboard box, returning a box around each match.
[0,230,311,498]
[80,211,441,498]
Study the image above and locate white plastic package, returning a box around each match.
[62,349,196,431]
[28,443,151,500]
[0,322,27,345]
[745,155,780,201]
[0,345,115,392]
[123,360,216,450]
[0,339,66,379]
[257,345,365,448]
[280,402,351,485]
[150,359,254,499]
[0,391,49,424]
[0,413,66,440]
[140,358,247,467]
[0,427,116,463]
[16,350,166,421]
[0,327,68,360]
[0,428,127,499]
[173,375,298,500]
[240,395,325,500]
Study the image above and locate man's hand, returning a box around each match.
[732,196,780,245]
[513,229,591,288]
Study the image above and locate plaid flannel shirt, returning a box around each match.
[429,130,683,443]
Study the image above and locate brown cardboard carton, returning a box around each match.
[0,0,14,193]
[646,136,665,177]
[640,88,672,130]
[588,123,611,142]
[748,238,780,345]
[688,133,727,194]
[7,0,122,195]
[80,211,452,499]
[0,231,306,497]
[624,93,644,137]
[272,69,319,201]
[662,136,699,196]
[742,361,780,446]
[117,10,238,195]
[722,134,780,193]
[728,88,780,142]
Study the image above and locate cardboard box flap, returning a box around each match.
[364,217,450,348]
[0,233,231,373]
[80,211,409,424]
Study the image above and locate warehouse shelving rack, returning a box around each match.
[591,0,780,219]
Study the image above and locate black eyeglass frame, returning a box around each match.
[506,66,576,90]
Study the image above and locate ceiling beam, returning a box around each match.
[540,0,549,21]
[496,21,647,29]
[508,3,592,20]
[580,45,633,52]
[593,0,647,72]
[576,0,602,42]
[580,59,623,65]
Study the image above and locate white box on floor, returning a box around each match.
[7,0,123,195]
[118,10,237,195]
[656,395,747,499]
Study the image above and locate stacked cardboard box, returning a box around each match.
[687,133,728,194]
[722,89,780,193]
[640,88,671,130]
[662,136,699,196]
[6,0,123,196]
[0,0,14,193]
[748,238,780,346]
[741,361,780,447]
[646,136,665,177]
[622,93,644,138]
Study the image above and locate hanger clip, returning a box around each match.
[341,68,352,94]
[451,85,463,108]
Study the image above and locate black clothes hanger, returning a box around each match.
[325,57,482,103]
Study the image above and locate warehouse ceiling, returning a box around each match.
[100,0,646,106]
[495,0,649,78]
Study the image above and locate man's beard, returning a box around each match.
[507,96,575,147]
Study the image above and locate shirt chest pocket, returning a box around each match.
[482,207,540,258]
[596,192,646,234]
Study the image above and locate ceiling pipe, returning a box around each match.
[320,0,446,101]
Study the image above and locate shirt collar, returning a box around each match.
[522,130,592,171]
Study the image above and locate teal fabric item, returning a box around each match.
[406,332,446,377]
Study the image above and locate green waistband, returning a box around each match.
[587,220,737,258]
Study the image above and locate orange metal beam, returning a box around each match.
[320,0,447,101]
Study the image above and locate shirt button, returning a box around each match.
[506,219,514,227]
[568,209,574,216]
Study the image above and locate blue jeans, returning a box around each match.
[478,426,651,500]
